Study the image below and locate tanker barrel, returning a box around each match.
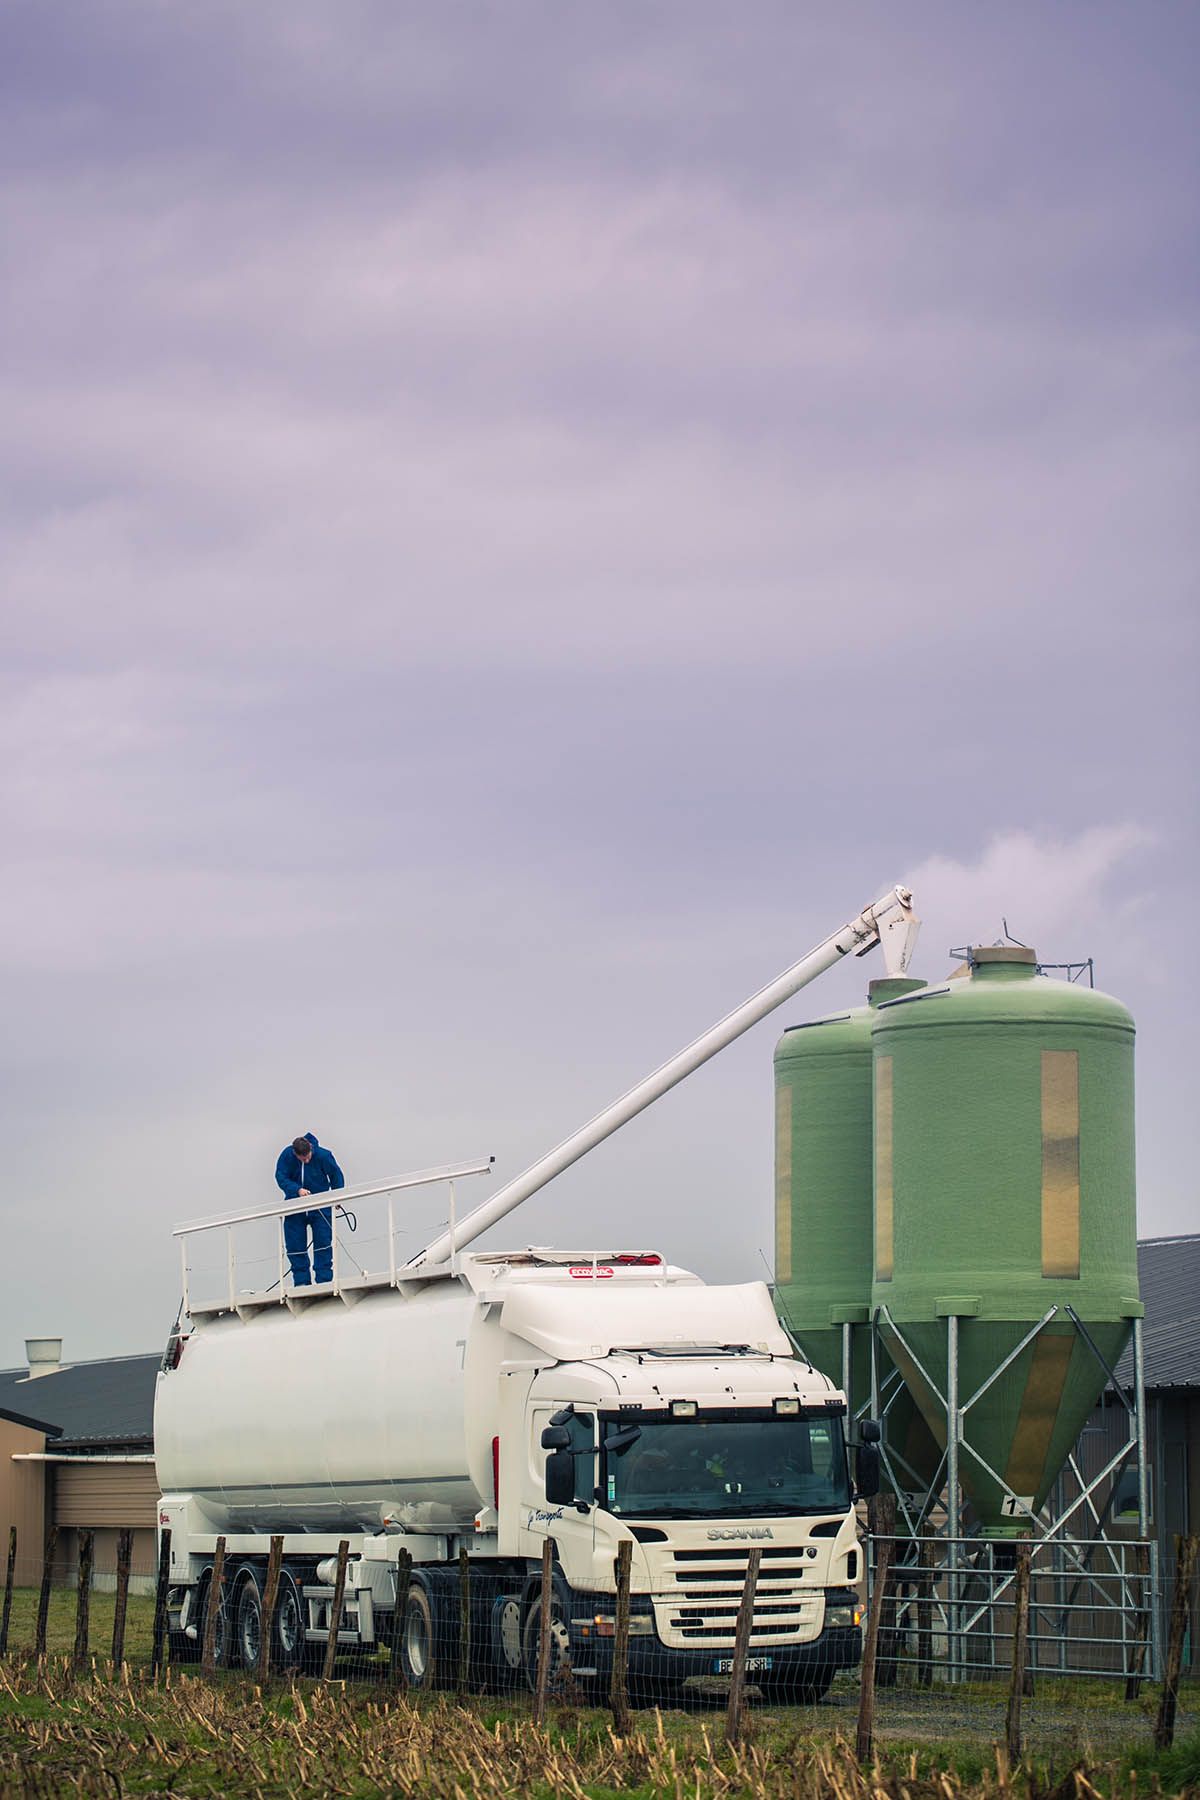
[412,886,919,1269]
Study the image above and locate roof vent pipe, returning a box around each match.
[24,1337,63,1379]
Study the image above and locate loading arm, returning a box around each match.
[410,884,917,1269]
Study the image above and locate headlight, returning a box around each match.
[825,1603,861,1629]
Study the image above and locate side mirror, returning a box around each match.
[545,1449,575,1505]
[541,1424,571,1450]
[856,1444,881,1499]
[860,1419,882,1445]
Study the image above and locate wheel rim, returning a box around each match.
[202,1582,229,1666]
[404,1597,431,1681]
[498,1598,522,1672]
[522,1599,571,1692]
[237,1585,262,1668]
[276,1579,303,1662]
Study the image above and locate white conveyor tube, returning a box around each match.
[411,884,917,1268]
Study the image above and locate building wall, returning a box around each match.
[0,1419,49,1587]
[1063,1387,1198,1672]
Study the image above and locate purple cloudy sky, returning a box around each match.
[2,2,1196,1362]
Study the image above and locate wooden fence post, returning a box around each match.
[1124,1542,1152,1703]
[200,1536,226,1677]
[533,1539,554,1726]
[1004,1536,1032,1768]
[73,1529,94,1668]
[610,1538,633,1736]
[724,1547,763,1746]
[258,1535,284,1683]
[392,1547,412,1690]
[856,1493,896,1765]
[875,1504,900,1690]
[0,1526,16,1658]
[111,1529,133,1670]
[151,1529,172,1677]
[1155,1533,1199,1752]
[34,1526,58,1660]
[322,1540,349,1681]
[457,1547,471,1696]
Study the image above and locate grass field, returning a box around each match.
[1,1586,157,1665]
[1,1589,1197,1798]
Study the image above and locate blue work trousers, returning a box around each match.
[284,1206,333,1285]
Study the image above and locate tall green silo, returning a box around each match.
[775,978,940,1489]
[870,947,1141,1533]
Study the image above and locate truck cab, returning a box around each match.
[475,1251,867,1701]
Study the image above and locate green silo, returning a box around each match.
[871,947,1141,1533]
[775,978,940,1490]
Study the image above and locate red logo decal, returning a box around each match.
[569,1266,614,1279]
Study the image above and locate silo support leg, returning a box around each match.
[946,1314,960,1686]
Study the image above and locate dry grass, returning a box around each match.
[1,1656,1198,1800]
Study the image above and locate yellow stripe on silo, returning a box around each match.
[775,1084,793,1284]
[875,1054,894,1281]
[1004,1332,1075,1497]
[1041,1049,1080,1278]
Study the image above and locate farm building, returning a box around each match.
[1066,1234,1200,1650]
[0,1341,159,1592]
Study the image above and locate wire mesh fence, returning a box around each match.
[3,1522,1196,1761]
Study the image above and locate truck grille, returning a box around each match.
[654,1546,821,1649]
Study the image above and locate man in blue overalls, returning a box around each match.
[275,1132,345,1286]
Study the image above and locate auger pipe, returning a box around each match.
[411,884,917,1269]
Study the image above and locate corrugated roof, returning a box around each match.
[1114,1235,1200,1390]
[0,1401,63,1437]
[0,1353,158,1448]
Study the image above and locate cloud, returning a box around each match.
[905,826,1155,978]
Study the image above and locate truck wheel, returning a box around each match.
[274,1570,307,1672]
[233,1570,264,1670]
[521,1586,572,1695]
[395,1581,438,1690]
[196,1571,231,1668]
[490,1597,524,1691]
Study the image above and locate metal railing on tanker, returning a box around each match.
[171,1155,496,1316]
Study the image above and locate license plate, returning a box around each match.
[712,1655,773,1673]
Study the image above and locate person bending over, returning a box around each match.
[275,1132,345,1286]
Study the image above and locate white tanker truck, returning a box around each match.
[155,887,917,1702]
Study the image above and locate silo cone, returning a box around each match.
[775,978,940,1494]
[871,948,1142,1534]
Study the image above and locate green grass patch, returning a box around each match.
[0,1585,156,1662]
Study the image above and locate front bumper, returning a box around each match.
[569,1620,861,1686]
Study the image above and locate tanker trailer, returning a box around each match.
[156,886,920,1698]
[156,1256,872,1699]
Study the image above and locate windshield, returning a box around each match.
[603,1412,850,1519]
